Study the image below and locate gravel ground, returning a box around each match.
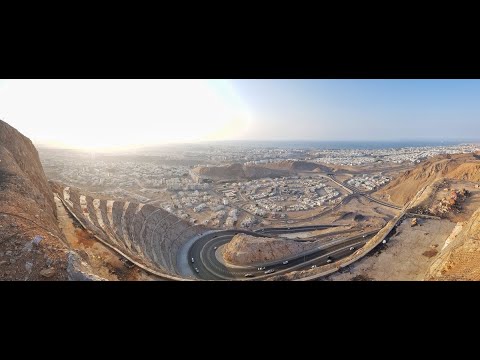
[326,217,456,281]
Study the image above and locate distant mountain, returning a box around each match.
[191,160,333,182]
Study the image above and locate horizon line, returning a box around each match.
[35,139,480,151]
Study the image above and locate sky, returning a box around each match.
[1,79,480,150]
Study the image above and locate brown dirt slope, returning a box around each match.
[192,163,245,180]
[192,160,332,181]
[261,160,332,173]
[427,206,480,280]
[0,119,69,280]
[376,153,480,206]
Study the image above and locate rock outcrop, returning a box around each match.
[427,188,469,217]
[0,119,69,280]
[67,251,107,281]
[223,233,317,265]
[427,206,480,280]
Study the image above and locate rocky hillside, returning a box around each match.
[260,160,332,173]
[0,119,69,280]
[191,160,332,182]
[223,233,317,265]
[373,151,480,281]
[376,153,480,206]
[191,163,247,181]
[427,206,480,280]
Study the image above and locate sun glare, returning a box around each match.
[0,79,253,151]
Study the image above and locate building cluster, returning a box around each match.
[39,142,480,230]
[221,176,341,215]
[347,174,391,191]
[41,156,192,192]
[224,209,239,227]
[165,177,210,191]
[309,144,480,166]
[187,145,302,164]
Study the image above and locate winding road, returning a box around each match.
[187,226,378,280]
[185,174,406,280]
[325,174,402,210]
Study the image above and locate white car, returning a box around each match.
[362,235,366,238]
[213,246,217,250]
[311,265,317,269]
[257,266,265,271]
[194,268,200,273]
[244,273,254,278]
[191,257,195,263]
[282,260,289,265]
[265,269,275,274]
[326,259,332,263]
[349,246,355,251]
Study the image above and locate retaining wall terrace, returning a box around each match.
[50,181,205,276]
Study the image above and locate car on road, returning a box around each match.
[244,273,254,277]
[191,257,195,263]
[311,265,317,269]
[194,267,200,273]
[257,266,265,271]
[382,239,387,244]
[287,227,291,230]
[265,269,276,274]
[282,260,289,265]
[326,259,332,263]
[349,246,355,251]
[213,246,217,250]
[362,235,367,238]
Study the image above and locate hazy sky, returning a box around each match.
[1,79,479,150]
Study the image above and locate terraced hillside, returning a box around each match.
[50,182,205,277]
